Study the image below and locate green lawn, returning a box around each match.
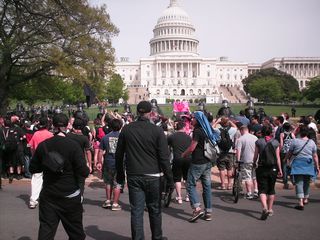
[85,104,319,121]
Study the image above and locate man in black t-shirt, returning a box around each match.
[168,121,192,203]
[182,114,213,222]
[67,117,92,195]
[30,113,89,240]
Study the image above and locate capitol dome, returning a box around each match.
[149,0,199,57]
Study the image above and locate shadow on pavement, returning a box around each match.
[214,203,261,220]
[17,194,29,207]
[85,225,130,240]
[17,237,32,240]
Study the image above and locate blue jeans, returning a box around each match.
[294,175,311,199]
[187,162,212,213]
[24,155,32,178]
[127,175,162,240]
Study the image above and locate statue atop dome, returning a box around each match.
[169,0,179,7]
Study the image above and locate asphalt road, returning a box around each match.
[0,179,320,240]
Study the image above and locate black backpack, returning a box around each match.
[217,126,233,153]
[1,128,18,152]
[259,139,277,167]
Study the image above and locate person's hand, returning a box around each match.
[277,171,283,178]
[253,162,258,169]
[96,162,102,172]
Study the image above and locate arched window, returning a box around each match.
[181,89,185,95]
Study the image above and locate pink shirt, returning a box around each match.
[29,129,53,151]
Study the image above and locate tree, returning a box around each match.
[0,0,118,114]
[242,68,300,102]
[106,74,127,105]
[301,76,320,102]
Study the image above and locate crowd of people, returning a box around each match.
[0,100,319,239]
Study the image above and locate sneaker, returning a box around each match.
[260,209,269,220]
[102,200,112,209]
[268,209,274,217]
[175,197,183,204]
[203,213,212,221]
[253,191,259,199]
[111,203,122,211]
[29,201,38,209]
[245,193,254,200]
[185,196,190,202]
[188,210,204,223]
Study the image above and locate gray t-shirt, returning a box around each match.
[235,133,258,163]
[289,138,317,158]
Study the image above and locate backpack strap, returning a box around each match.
[292,139,309,157]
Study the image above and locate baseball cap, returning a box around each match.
[137,101,152,114]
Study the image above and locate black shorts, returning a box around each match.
[256,167,278,195]
[172,158,190,182]
[217,153,234,171]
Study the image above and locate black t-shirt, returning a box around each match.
[67,132,91,152]
[191,127,208,164]
[168,131,192,161]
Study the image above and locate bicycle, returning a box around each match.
[232,161,243,203]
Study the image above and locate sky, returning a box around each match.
[90,0,320,64]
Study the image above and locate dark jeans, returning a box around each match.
[127,175,162,240]
[38,194,85,240]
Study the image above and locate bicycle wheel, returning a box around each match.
[233,173,241,203]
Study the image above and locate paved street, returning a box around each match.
[0,177,320,240]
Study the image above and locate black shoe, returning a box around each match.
[188,210,204,223]
[9,175,13,184]
[260,209,269,220]
[16,174,23,180]
[294,205,304,211]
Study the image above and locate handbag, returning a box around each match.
[42,143,65,174]
[204,138,218,165]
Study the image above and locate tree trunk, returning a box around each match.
[0,88,9,116]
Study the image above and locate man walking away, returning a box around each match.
[116,101,174,240]
[235,125,258,199]
[30,113,90,240]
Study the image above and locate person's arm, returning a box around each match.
[72,144,90,179]
[115,130,126,185]
[235,140,241,162]
[313,152,319,175]
[253,145,259,168]
[96,149,104,172]
[279,132,284,150]
[181,140,197,158]
[276,146,283,177]
[212,117,221,128]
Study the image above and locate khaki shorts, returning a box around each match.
[240,163,256,181]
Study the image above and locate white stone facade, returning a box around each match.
[115,0,320,104]
[261,57,320,89]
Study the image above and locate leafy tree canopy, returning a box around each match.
[106,74,128,104]
[0,0,118,114]
[242,68,300,102]
[301,76,320,102]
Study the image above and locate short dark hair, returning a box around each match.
[276,116,284,124]
[38,116,49,129]
[175,121,185,131]
[282,122,291,132]
[261,125,273,137]
[110,119,123,132]
[299,125,309,138]
[53,113,68,128]
[73,118,84,130]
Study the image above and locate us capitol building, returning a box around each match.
[115,0,320,104]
